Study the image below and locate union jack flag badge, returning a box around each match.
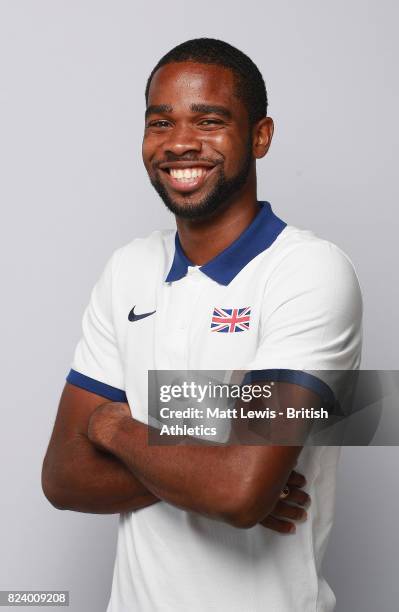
[211,307,251,333]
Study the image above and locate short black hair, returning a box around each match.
[145,38,268,126]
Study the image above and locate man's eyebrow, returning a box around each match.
[145,104,173,119]
[190,104,232,119]
[145,103,232,120]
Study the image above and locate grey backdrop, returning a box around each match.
[1,1,398,611]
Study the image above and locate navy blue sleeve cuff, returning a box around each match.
[66,369,127,402]
[243,368,336,409]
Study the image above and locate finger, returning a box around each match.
[287,470,307,488]
[279,486,290,499]
[287,487,311,508]
[271,501,307,522]
[260,515,296,534]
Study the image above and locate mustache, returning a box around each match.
[153,154,223,168]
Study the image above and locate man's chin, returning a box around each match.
[150,156,253,220]
[163,198,221,220]
[151,182,223,220]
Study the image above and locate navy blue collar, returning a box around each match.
[165,201,287,286]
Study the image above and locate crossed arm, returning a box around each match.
[41,382,309,530]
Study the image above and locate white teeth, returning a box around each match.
[170,167,205,180]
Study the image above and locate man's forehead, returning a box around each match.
[147,61,237,102]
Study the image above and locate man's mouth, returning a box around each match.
[157,162,218,193]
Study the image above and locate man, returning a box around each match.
[42,38,362,611]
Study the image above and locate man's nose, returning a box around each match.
[163,124,202,156]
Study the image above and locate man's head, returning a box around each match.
[142,38,273,220]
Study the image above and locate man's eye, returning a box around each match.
[147,120,170,128]
[199,119,223,126]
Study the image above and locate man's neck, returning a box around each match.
[175,194,260,266]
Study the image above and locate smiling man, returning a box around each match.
[42,39,362,611]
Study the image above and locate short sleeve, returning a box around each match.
[243,240,363,403]
[66,248,127,402]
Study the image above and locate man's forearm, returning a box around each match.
[98,418,242,521]
[42,432,159,514]
[91,414,300,527]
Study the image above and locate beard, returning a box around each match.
[149,141,254,221]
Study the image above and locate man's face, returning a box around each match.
[142,62,254,220]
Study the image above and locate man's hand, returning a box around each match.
[260,470,310,534]
[88,402,132,452]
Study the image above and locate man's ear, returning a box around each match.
[253,117,274,159]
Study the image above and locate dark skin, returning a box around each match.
[41,61,310,532]
[142,62,273,263]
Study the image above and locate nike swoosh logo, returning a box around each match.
[128,306,156,322]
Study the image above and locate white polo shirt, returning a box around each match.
[67,201,362,612]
